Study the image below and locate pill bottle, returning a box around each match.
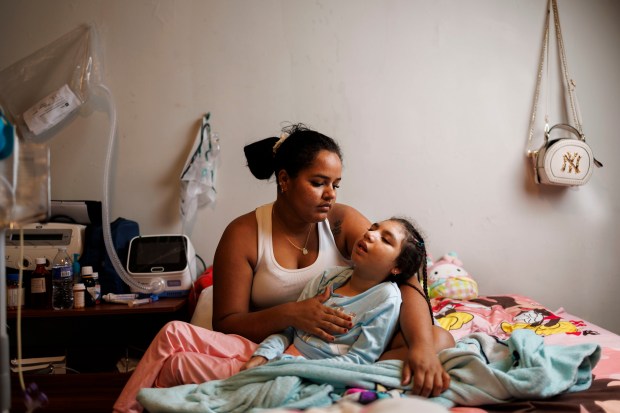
[73,283,86,309]
[82,267,101,307]
[30,257,52,309]
[7,273,25,310]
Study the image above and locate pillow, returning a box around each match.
[426,252,478,300]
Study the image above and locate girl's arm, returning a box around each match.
[250,328,294,361]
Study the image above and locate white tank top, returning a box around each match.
[251,203,351,309]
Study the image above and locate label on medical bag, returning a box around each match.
[23,84,81,135]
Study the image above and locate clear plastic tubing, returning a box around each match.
[96,84,165,294]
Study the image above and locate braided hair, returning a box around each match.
[385,217,433,322]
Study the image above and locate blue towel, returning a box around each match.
[137,330,600,412]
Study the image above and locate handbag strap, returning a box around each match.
[551,0,601,167]
[528,0,586,150]
[526,0,552,156]
[552,0,582,133]
[546,123,582,141]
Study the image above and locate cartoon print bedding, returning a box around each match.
[334,295,620,413]
[434,295,620,413]
[296,295,620,413]
[136,294,620,413]
[278,295,620,413]
[336,295,620,413]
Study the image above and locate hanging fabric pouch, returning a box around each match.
[180,113,220,233]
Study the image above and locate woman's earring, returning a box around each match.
[279,182,286,193]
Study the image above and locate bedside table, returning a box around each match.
[7,297,190,373]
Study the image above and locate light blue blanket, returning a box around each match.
[137,330,600,413]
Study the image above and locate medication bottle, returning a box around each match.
[73,283,86,309]
[82,267,101,306]
[52,247,74,310]
[7,273,25,310]
[30,257,52,309]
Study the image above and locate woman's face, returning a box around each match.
[282,150,342,223]
[351,220,407,279]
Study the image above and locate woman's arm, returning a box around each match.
[328,203,370,259]
[211,212,351,343]
[380,278,452,397]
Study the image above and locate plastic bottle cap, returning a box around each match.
[7,273,19,281]
[82,266,94,275]
[35,257,46,265]
[73,283,85,290]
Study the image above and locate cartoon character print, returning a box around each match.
[434,295,600,339]
[471,296,586,336]
[433,300,475,332]
[500,307,595,337]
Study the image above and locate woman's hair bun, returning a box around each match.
[244,137,279,180]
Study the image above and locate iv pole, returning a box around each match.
[1,231,10,413]
[1,114,17,413]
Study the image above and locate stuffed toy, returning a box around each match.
[427,252,478,300]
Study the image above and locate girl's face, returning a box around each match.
[351,220,407,278]
[280,150,342,223]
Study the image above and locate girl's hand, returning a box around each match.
[241,356,268,371]
[290,288,352,342]
[401,344,450,398]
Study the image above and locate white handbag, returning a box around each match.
[536,124,595,186]
[527,0,602,186]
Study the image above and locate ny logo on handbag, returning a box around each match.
[562,152,581,174]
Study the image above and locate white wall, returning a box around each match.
[1,0,619,333]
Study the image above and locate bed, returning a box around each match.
[272,294,620,413]
[136,292,620,413]
[431,294,620,412]
[281,294,620,413]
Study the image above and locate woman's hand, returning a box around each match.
[289,288,352,342]
[401,343,450,398]
[380,331,451,398]
[241,356,268,371]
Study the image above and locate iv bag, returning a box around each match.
[0,24,103,143]
[180,113,220,233]
[0,128,50,228]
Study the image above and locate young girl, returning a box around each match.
[243,217,437,369]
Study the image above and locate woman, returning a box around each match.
[114,124,450,413]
